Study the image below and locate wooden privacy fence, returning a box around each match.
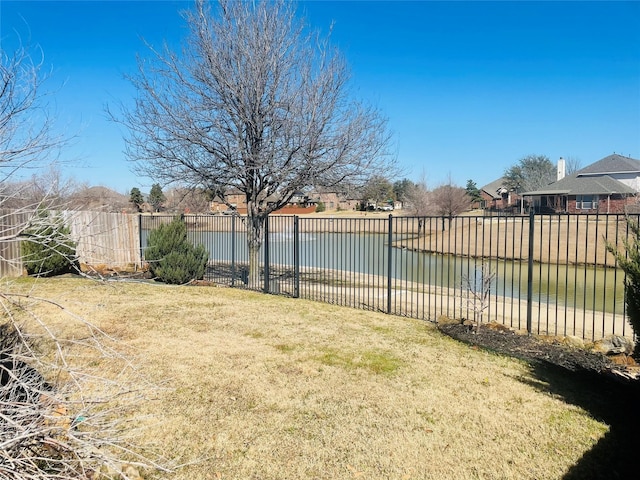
[0,209,31,277]
[0,210,142,274]
[62,211,142,270]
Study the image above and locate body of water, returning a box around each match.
[141,229,625,314]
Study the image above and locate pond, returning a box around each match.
[141,229,625,314]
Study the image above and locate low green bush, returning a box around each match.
[145,217,208,284]
[21,212,78,277]
[315,202,326,213]
[606,216,640,356]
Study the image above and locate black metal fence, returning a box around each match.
[140,213,637,341]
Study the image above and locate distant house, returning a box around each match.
[208,186,365,214]
[521,154,640,214]
[480,178,520,212]
[307,189,361,211]
[209,189,246,214]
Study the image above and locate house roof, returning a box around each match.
[481,177,510,200]
[575,154,640,176]
[523,174,637,197]
[522,154,640,197]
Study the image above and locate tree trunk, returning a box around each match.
[245,206,265,289]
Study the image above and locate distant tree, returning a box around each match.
[0,166,79,210]
[27,165,79,207]
[148,183,165,213]
[465,179,482,204]
[393,178,415,204]
[404,177,432,216]
[164,187,210,213]
[565,156,583,175]
[66,185,130,212]
[504,154,556,193]
[130,187,144,211]
[115,0,394,287]
[361,175,395,209]
[431,178,471,229]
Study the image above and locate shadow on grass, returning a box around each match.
[523,361,640,479]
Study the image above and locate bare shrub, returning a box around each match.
[0,286,169,479]
[460,263,496,332]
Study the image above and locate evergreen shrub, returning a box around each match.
[21,212,78,277]
[145,217,208,284]
[606,216,640,355]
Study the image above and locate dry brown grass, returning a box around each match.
[7,276,608,479]
[396,215,623,266]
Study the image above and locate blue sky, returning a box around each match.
[1,0,638,194]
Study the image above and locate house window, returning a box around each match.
[577,195,598,210]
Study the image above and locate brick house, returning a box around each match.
[209,186,365,214]
[480,177,521,212]
[521,154,640,214]
[209,189,247,214]
[307,190,361,211]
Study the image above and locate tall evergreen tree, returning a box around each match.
[465,179,482,203]
[148,184,165,212]
[130,187,144,211]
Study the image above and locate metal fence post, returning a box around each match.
[231,214,236,287]
[294,215,300,298]
[137,213,143,266]
[387,214,393,314]
[526,210,535,334]
[264,215,270,293]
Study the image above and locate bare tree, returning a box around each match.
[404,175,431,217]
[565,155,583,175]
[0,41,68,219]
[460,263,496,332]
[115,0,394,286]
[430,177,471,229]
[66,185,130,212]
[0,42,63,183]
[1,165,82,210]
[28,165,82,206]
[503,154,556,193]
[164,186,211,213]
